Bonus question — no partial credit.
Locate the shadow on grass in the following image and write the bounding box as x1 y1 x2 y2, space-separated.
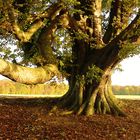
0 96 60 107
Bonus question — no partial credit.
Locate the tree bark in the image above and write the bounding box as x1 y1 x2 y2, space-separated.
0 58 60 84
1 0 139 117
58 67 125 116
3 0 63 42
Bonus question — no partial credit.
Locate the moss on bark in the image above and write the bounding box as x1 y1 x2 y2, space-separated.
54 69 125 116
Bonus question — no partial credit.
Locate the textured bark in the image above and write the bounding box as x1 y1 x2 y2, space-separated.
0 59 60 84
59 68 125 116
36 23 57 64
36 11 69 65
3 0 63 42
103 0 138 44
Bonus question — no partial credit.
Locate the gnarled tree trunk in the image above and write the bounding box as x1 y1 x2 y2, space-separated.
59 67 125 116
1 0 139 117
56 34 125 116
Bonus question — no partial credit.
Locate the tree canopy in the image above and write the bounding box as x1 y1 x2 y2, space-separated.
0 0 140 116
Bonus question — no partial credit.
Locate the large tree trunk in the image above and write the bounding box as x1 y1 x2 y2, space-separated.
59 67 125 116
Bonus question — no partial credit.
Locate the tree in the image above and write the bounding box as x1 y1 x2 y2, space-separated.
0 0 140 116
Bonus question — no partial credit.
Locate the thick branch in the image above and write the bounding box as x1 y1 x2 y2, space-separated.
5 1 63 42
91 0 103 45
115 11 140 45
0 58 60 84
36 25 57 64
26 2 63 22
12 19 44 42
103 0 121 44
79 0 103 46
99 11 140 68
103 0 135 44
36 12 68 64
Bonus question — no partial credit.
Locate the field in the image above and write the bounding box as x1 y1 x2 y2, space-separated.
0 97 140 140
116 95 140 100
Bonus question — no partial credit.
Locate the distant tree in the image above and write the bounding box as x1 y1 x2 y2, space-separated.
0 0 140 116
0 80 68 95
113 86 140 95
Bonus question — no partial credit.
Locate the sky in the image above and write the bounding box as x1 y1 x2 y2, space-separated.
0 55 140 86
111 55 140 86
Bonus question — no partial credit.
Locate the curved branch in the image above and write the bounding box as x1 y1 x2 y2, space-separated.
35 9 72 65
119 11 140 44
103 0 135 44
105 10 140 49
36 13 67 64
26 2 63 22
103 0 121 44
12 19 44 42
96 11 140 69
0 58 60 84
4 1 63 42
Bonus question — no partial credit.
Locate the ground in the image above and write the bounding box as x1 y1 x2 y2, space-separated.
0 97 140 140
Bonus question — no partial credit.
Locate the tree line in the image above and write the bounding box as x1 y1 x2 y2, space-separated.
0 80 68 95
0 80 139 95
112 85 140 95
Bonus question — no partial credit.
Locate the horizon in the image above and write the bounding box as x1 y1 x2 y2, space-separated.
0 55 140 86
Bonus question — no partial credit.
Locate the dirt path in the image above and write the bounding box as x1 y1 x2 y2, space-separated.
0 98 139 140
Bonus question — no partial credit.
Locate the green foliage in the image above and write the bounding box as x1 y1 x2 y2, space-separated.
119 42 140 59
0 36 23 62
62 0 81 14
74 30 89 41
114 64 123 72
102 0 112 10
86 65 103 84
52 28 73 74
75 65 104 85
62 0 80 6
0 0 140 81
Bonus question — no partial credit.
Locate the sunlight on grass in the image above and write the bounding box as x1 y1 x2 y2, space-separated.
0 94 63 98
0 80 68 96
116 95 140 100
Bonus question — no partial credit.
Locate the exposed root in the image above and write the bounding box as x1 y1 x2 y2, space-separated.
48 79 126 117
57 90 126 116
